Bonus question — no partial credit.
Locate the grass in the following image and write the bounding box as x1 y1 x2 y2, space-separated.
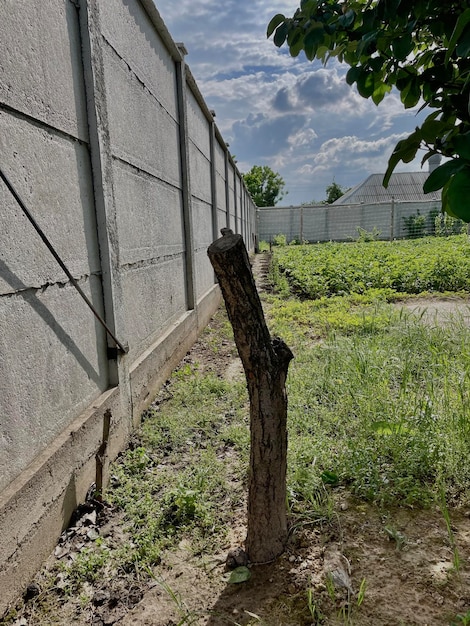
5 234 470 624
270 236 470 510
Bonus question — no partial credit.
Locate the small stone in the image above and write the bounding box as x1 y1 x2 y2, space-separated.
55 572 69 591
87 528 100 541
288 555 296 563
102 612 117 625
93 590 110 606
226 547 249 569
128 587 143 606
83 510 97 526
54 545 70 559
23 583 40 601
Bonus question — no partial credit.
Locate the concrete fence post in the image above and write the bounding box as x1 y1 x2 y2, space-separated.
175 47 196 311
209 121 219 244
224 150 231 230
78 0 128 393
233 166 238 234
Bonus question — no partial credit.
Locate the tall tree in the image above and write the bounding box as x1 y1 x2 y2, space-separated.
268 1 470 221
243 165 287 207
324 181 347 204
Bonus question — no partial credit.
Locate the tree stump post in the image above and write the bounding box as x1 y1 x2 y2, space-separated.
208 230 293 563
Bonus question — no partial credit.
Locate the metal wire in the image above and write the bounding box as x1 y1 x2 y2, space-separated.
0 167 128 354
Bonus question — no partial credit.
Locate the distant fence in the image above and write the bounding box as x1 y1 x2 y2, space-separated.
258 199 444 243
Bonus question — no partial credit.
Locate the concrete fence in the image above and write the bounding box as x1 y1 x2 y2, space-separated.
0 0 256 612
258 199 442 243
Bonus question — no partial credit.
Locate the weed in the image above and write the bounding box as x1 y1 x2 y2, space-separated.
356 577 367 607
384 526 407 551
306 586 325 622
355 226 381 242
452 611 470 626
272 233 287 246
438 485 461 572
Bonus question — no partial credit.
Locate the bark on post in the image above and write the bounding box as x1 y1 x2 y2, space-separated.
208 230 293 563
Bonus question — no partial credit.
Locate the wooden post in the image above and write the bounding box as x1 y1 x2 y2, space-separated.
208 230 293 563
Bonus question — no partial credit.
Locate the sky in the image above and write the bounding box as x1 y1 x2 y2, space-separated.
155 0 427 206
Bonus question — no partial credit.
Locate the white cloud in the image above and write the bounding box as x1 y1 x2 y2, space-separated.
155 0 429 204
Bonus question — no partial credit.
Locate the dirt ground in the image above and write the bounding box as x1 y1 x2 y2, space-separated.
7 254 470 626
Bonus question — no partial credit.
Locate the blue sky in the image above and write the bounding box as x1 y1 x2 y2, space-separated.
155 0 427 205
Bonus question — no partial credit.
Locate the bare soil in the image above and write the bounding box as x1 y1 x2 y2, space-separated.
6 253 470 626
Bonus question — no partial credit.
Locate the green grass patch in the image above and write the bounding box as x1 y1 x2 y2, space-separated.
285 313 470 508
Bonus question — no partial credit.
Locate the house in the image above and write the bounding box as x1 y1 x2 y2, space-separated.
333 155 442 205
333 172 441 205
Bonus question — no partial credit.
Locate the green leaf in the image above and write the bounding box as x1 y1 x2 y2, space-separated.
228 566 251 584
401 77 421 108
346 66 362 86
441 180 459 219
300 0 319 11
267 14 286 38
357 30 378 57
423 159 466 193
372 81 391 105
419 119 451 144
321 470 339 485
456 26 470 57
384 134 421 187
273 22 289 47
304 24 325 60
356 69 375 98
392 34 413 61
289 34 305 57
445 8 470 64
453 133 470 160
338 9 355 28
445 169 470 222
371 421 411 435
383 0 401 20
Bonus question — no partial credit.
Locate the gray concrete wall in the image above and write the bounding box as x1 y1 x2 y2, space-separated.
258 199 442 243
0 0 256 614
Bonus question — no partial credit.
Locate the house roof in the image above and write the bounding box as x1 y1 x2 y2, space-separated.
333 172 441 205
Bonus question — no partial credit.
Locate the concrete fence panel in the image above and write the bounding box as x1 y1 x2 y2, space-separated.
0 0 256 613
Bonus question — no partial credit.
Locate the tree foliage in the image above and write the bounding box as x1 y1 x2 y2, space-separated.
324 180 347 203
243 165 287 207
267 0 470 221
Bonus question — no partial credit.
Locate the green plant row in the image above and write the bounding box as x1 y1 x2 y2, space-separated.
272 234 470 299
